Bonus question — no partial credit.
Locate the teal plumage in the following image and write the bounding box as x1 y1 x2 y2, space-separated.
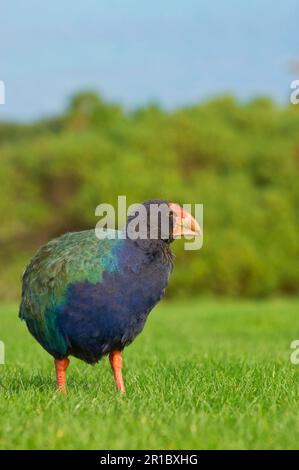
19 229 123 358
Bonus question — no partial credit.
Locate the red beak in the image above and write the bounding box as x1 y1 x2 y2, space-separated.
168 203 202 238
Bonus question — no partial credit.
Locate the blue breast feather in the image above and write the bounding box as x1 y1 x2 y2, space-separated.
59 241 172 363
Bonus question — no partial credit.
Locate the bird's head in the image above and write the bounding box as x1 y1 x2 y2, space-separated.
126 199 201 244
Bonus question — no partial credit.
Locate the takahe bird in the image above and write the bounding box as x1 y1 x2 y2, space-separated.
19 200 201 394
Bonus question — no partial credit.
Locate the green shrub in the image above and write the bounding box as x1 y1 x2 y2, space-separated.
0 92 298 299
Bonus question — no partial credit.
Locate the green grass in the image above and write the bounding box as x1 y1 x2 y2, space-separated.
1 299 299 449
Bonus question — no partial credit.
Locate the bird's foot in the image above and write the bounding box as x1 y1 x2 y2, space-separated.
54 358 70 394
109 351 126 394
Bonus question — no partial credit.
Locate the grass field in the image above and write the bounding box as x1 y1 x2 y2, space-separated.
1 299 299 449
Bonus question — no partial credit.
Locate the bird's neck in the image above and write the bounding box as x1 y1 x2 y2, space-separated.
133 238 175 265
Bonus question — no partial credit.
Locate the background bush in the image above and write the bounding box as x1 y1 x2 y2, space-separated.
0 92 298 299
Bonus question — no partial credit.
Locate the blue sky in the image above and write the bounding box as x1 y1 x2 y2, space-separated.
0 0 298 121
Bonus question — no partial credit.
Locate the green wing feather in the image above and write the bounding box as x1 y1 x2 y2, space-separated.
19 229 122 357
